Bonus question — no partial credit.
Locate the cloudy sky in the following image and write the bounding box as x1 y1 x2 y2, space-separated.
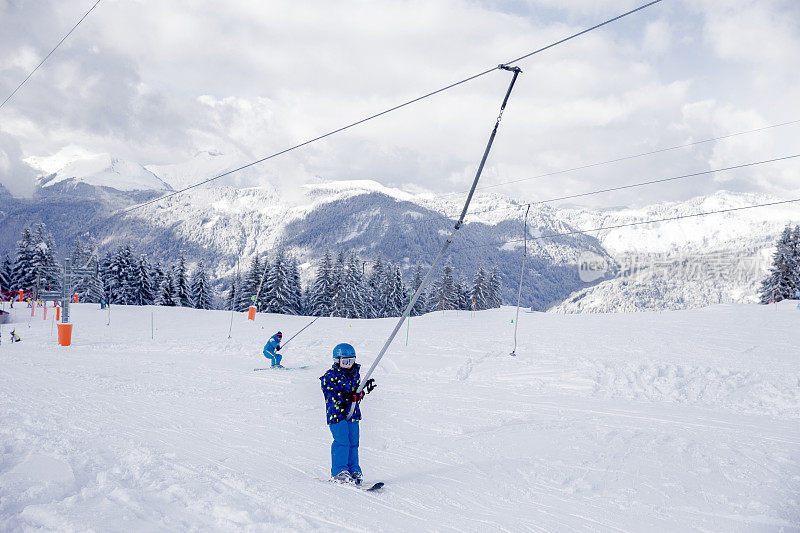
1 0 798 207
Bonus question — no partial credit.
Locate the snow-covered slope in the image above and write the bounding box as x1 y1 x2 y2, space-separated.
28 151 171 192
1 302 799 530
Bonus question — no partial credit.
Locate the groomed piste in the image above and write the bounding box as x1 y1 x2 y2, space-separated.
1 301 799 531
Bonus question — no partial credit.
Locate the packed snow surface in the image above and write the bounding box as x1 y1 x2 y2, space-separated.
1 302 799 531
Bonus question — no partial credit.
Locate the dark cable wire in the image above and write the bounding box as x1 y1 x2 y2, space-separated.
368 153 800 232
450 154 800 220
437 118 800 199
0 0 102 110
112 0 663 217
503 0 662 66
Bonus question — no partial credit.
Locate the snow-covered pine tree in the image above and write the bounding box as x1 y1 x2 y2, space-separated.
241 255 262 311
124 246 141 304
0 253 12 292
331 250 346 317
190 261 214 310
226 271 240 311
86 268 105 303
288 257 303 315
759 225 799 303
4 253 15 290
151 261 165 296
471 265 488 310
158 267 178 306
255 257 271 311
309 250 334 316
69 236 99 299
70 234 97 269
13 226 37 291
106 247 126 304
367 253 385 318
114 245 139 305
301 286 311 316
791 226 800 294
175 256 192 307
456 274 470 310
99 251 114 302
341 253 367 319
30 223 60 292
130 254 156 306
487 266 502 308
435 258 457 310
265 248 295 314
384 264 407 317
409 263 427 316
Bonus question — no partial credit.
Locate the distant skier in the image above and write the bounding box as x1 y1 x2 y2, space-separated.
10 330 20 343
320 343 376 484
262 331 283 368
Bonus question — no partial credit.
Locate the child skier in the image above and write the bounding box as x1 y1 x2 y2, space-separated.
10 330 20 343
320 343 376 484
262 331 283 368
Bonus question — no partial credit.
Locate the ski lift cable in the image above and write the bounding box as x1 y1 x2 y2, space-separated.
449 153 800 219
432 118 800 200
109 0 663 219
0 0 103 111
371 153 800 232
447 196 800 254
84 118 800 237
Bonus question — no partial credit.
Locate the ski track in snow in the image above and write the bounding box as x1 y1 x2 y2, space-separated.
1 302 799 531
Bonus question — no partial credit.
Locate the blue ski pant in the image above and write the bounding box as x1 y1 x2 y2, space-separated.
329 420 360 477
265 352 282 367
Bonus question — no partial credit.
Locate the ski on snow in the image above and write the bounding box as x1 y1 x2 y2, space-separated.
314 478 384 492
253 366 310 371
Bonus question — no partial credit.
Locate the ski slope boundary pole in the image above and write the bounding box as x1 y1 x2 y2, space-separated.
280 316 321 349
228 257 240 339
347 65 522 420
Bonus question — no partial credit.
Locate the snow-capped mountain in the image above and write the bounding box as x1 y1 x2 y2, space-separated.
26 150 171 192
109 179 607 310
549 191 800 312
5 149 799 312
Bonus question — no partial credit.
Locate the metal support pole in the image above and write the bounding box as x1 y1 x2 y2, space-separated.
347 65 522 420
62 259 70 324
228 257 240 339
510 204 529 356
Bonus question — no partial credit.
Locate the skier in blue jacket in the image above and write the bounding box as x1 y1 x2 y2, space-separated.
320 343 376 484
263 331 283 368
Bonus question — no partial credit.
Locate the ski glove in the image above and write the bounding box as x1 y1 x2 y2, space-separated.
275 346 281 352
363 379 376 394
350 391 366 403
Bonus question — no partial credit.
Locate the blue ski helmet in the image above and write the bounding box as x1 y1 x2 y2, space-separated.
332 343 356 360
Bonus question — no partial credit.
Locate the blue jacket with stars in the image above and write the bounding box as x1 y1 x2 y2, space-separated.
320 363 362 424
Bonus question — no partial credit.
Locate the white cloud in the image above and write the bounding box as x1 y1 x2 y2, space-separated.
642 19 671 55
0 0 798 207
0 133 37 197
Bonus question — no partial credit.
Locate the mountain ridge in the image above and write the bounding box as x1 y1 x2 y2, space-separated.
4 150 799 312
